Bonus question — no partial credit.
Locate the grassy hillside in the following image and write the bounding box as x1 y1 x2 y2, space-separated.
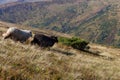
0 0 120 47
0 21 120 80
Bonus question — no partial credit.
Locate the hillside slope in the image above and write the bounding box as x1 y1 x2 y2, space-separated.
0 0 52 4
0 21 120 80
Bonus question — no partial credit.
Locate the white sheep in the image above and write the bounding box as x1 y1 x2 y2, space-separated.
2 27 32 43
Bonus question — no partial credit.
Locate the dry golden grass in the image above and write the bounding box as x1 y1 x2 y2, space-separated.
0 22 120 80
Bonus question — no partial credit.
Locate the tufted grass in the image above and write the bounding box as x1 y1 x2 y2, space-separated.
0 24 120 80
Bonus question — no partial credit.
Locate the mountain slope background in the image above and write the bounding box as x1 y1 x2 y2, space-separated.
0 0 52 4
0 0 120 47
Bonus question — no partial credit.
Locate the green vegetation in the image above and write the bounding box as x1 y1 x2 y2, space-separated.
58 37 89 50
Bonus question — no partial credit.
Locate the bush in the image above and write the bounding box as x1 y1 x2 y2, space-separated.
58 37 89 50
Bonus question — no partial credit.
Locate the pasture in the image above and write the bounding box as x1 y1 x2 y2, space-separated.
0 22 120 80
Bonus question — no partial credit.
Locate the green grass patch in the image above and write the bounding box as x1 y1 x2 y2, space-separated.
58 37 89 50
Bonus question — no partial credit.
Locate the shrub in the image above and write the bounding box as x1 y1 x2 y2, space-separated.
58 37 89 50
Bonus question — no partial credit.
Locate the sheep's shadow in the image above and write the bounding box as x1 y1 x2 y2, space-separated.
50 48 75 56
82 49 101 56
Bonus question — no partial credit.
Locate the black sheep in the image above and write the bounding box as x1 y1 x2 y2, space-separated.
31 34 58 47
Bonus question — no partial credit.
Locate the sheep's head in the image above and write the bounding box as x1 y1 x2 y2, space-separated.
2 33 8 39
51 36 58 43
